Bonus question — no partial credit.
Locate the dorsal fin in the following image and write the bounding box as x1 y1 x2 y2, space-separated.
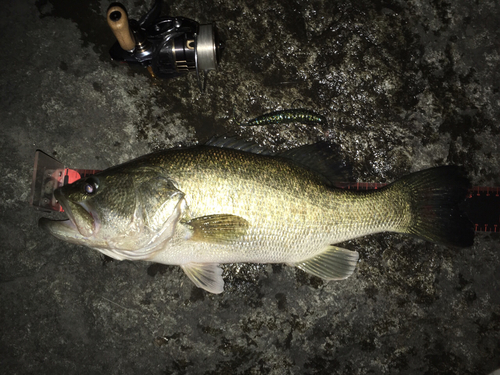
205 136 273 155
278 142 351 187
206 137 351 187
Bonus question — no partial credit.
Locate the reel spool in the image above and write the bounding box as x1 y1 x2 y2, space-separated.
107 0 224 91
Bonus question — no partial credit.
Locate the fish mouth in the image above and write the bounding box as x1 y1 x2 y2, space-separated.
40 190 100 239
39 216 85 243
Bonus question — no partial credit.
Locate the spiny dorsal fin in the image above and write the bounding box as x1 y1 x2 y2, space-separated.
293 245 359 280
181 263 224 294
184 214 249 243
207 137 351 187
206 136 273 155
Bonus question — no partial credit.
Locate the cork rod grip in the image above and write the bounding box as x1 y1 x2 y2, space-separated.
107 6 135 52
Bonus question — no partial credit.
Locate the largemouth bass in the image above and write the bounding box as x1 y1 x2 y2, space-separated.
39 140 474 293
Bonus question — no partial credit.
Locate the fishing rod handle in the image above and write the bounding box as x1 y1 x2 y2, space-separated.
107 5 135 52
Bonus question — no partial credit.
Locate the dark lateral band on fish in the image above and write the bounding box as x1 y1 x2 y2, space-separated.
240 109 328 126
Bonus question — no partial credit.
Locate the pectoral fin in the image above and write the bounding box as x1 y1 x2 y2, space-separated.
184 214 249 243
293 246 359 280
181 263 224 294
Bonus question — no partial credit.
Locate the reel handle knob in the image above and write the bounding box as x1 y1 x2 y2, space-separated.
107 5 135 52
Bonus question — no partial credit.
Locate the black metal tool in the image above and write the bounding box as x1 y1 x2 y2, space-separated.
107 0 224 90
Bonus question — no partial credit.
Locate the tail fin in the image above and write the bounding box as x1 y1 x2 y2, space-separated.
390 166 474 247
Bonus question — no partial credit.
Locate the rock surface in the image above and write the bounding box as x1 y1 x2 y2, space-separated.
1 0 499 374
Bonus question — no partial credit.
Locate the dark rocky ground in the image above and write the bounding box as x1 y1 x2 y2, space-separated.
1 0 499 374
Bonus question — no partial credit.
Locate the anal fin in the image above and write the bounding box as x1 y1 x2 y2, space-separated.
181 263 224 294
293 246 359 280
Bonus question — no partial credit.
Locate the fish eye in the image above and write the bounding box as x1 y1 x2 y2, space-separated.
83 177 99 195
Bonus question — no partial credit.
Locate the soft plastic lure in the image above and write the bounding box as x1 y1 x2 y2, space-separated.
240 109 327 126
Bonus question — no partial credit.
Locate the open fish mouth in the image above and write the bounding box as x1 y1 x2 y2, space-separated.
39 217 82 243
39 190 100 239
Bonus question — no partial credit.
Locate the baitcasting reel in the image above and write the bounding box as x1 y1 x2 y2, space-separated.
107 0 224 90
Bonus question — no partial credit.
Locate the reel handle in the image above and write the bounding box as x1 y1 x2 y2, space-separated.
107 5 135 52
